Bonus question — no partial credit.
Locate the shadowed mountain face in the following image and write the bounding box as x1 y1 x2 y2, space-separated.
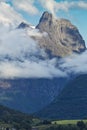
36 12 86 57
35 74 87 120
0 78 68 113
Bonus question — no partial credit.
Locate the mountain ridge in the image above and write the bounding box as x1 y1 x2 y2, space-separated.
35 74 87 119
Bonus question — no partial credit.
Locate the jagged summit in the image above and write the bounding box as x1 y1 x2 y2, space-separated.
36 11 86 57
39 11 53 24
36 11 75 32
17 11 86 57
36 11 54 32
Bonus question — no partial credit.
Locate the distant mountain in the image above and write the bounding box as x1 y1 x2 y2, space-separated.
35 74 87 119
36 11 86 57
17 22 30 29
17 22 35 29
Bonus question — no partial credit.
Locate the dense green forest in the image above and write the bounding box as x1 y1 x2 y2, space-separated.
1 104 87 130
0 105 33 130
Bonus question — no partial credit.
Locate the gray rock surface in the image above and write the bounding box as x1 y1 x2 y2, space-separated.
36 11 86 57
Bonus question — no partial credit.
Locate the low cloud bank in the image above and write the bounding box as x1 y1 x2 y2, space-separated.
0 24 87 79
60 51 87 75
0 26 67 79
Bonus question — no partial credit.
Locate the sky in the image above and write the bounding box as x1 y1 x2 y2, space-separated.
0 0 87 79
0 0 87 44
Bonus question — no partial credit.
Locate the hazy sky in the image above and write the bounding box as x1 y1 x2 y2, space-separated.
0 0 87 45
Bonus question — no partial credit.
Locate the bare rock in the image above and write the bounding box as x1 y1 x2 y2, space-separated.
36 11 86 57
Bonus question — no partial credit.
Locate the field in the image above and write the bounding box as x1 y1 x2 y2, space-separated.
1 119 87 130
34 119 87 130
52 119 87 125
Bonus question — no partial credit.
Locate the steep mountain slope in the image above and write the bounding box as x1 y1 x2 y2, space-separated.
36 11 86 57
0 78 68 113
36 74 87 119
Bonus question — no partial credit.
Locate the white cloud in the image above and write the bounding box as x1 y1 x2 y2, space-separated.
59 51 87 75
0 22 87 79
12 0 39 15
78 1 87 9
0 25 67 79
0 59 67 79
1 0 87 24
38 0 56 16
0 2 24 27
0 29 39 58
38 0 87 16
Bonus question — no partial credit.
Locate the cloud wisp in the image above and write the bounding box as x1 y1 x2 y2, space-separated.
0 0 39 15
38 0 87 17
1 0 87 22
0 1 24 27
1 0 87 18
12 0 39 15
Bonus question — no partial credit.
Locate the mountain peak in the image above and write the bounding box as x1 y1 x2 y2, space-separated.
36 12 86 57
39 11 53 23
36 11 53 32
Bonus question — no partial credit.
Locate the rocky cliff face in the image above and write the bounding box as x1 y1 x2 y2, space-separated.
36 11 86 57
